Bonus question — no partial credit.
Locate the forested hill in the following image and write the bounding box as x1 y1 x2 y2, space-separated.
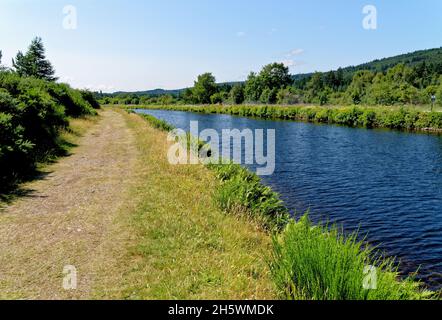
293 47 442 81
345 47 442 73
108 47 442 96
113 88 185 97
101 46 442 106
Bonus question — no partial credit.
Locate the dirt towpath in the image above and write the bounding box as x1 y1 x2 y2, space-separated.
0 110 138 299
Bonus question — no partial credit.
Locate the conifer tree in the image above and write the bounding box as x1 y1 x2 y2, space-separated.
13 37 57 81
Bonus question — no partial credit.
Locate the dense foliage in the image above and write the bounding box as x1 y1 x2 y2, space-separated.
133 104 442 131
100 48 442 108
0 39 98 191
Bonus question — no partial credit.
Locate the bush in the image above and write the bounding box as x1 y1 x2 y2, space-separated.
0 92 34 186
0 71 96 190
210 92 224 105
80 90 101 109
230 85 245 104
260 88 278 104
46 82 96 117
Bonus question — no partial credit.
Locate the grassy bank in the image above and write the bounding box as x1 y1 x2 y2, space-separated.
104 110 276 299
136 110 435 300
130 104 442 132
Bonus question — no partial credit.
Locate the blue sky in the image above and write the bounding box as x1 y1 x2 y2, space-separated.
0 0 441 92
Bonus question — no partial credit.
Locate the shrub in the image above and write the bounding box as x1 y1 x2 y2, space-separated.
230 85 245 104
0 71 96 190
80 90 101 109
210 92 224 105
361 109 377 128
46 82 96 117
16 87 68 157
0 100 34 186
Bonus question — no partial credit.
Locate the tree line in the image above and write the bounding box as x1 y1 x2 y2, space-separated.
0 37 99 191
100 50 442 107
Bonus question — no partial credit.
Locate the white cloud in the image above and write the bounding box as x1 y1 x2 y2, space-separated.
280 59 306 69
60 76 75 84
281 60 295 67
83 84 115 92
286 48 304 57
267 28 277 35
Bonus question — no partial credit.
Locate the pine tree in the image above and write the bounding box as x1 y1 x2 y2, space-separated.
12 37 57 81
0 50 6 71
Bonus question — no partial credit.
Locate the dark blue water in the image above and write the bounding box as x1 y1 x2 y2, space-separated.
135 109 442 290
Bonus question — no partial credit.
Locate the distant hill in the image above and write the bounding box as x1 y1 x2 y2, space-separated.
110 47 442 95
112 88 186 97
342 47 442 74
292 47 442 81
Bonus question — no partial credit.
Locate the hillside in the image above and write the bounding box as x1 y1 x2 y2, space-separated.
293 47 442 81
112 88 185 97
107 47 442 97
344 47 442 74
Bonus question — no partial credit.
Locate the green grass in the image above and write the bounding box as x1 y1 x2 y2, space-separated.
208 163 289 231
132 109 437 300
271 215 434 300
130 104 442 132
107 110 276 299
138 113 175 131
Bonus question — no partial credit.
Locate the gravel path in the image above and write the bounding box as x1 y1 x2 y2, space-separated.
0 110 138 299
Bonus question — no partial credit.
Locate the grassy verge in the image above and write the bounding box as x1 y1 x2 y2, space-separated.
106 110 276 299
130 104 442 132
137 110 436 300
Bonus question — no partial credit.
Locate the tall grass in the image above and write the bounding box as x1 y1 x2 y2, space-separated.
133 104 442 132
209 163 290 231
271 215 433 300
138 113 175 131
134 110 436 300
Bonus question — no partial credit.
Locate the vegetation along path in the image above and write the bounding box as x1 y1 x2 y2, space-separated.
0 109 274 299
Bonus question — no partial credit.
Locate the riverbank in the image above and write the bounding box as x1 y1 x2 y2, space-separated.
109 110 275 299
0 109 275 299
128 104 442 133
136 109 436 300
0 107 435 299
